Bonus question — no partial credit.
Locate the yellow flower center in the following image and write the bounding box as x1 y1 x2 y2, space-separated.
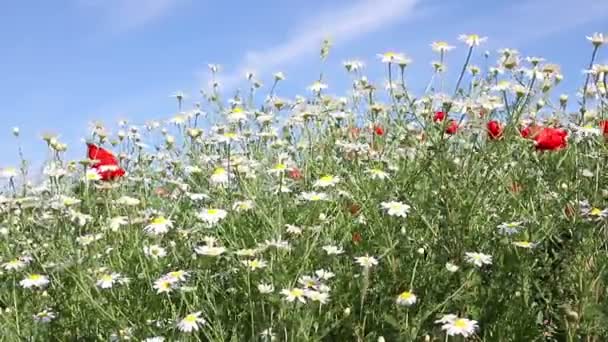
29 274 41 281
290 288 304 297
213 167 226 175
274 163 286 170
207 209 218 215
232 107 243 113
453 319 467 328
590 208 602 216
320 175 334 182
311 195 321 201
184 314 197 323
223 132 237 139
152 217 167 225
399 291 412 300
101 274 113 282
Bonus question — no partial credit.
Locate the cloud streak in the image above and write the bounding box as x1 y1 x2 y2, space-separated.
212 0 422 90
78 0 183 32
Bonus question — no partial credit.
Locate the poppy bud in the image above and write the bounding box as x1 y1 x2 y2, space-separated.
433 111 446 122
487 120 503 140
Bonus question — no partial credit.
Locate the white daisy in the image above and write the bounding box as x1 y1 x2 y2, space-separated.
197 208 228 226
354 255 379 268
322 245 344 255
280 288 307 303
144 217 173 235
194 245 226 257
177 312 205 333
20 274 50 289
144 245 167 259
257 283 275 294
464 252 492 267
96 272 123 289
396 290 417 307
437 315 478 337
300 191 329 202
381 201 411 218
313 175 340 188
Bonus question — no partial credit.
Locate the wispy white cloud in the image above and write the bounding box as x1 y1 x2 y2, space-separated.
210 0 423 91
77 0 184 32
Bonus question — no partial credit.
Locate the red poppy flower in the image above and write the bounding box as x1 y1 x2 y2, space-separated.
563 204 576 218
520 125 542 139
487 120 503 140
87 143 126 181
433 111 446 122
600 120 608 136
533 127 568 151
373 125 385 136
352 232 362 244
509 182 523 194
445 120 458 134
288 167 302 181
347 203 362 216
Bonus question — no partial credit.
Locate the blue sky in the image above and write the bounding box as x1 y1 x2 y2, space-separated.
1 0 607 168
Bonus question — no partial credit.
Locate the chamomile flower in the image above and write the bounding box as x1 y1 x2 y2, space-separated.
76 233 103 246
458 33 487 47
115 196 140 206
586 32 606 46
445 262 460 273
153 278 175 294
177 312 205 333
85 169 102 181
258 283 275 294
354 255 379 268
268 162 288 175
431 41 456 53
313 175 340 188
96 272 123 289
378 52 408 64
33 309 57 323
300 191 329 202
464 252 492 267
437 315 478 338
143 337 165 342
241 258 267 271
144 217 173 235
197 208 228 225
366 168 389 180
305 290 330 304
381 201 411 218
396 290 417 306
194 245 226 256
20 274 50 289
108 216 128 231
2 258 28 271
322 245 344 255
144 245 167 259
0 167 18 179
315 269 335 280
497 221 522 235
232 200 254 212
308 81 328 93
512 241 538 249
163 270 189 283
285 224 303 235
210 167 230 185
280 288 307 303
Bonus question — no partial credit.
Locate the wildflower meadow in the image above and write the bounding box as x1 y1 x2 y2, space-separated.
1 33 608 341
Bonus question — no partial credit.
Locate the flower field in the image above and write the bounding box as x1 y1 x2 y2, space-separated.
1 33 608 341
